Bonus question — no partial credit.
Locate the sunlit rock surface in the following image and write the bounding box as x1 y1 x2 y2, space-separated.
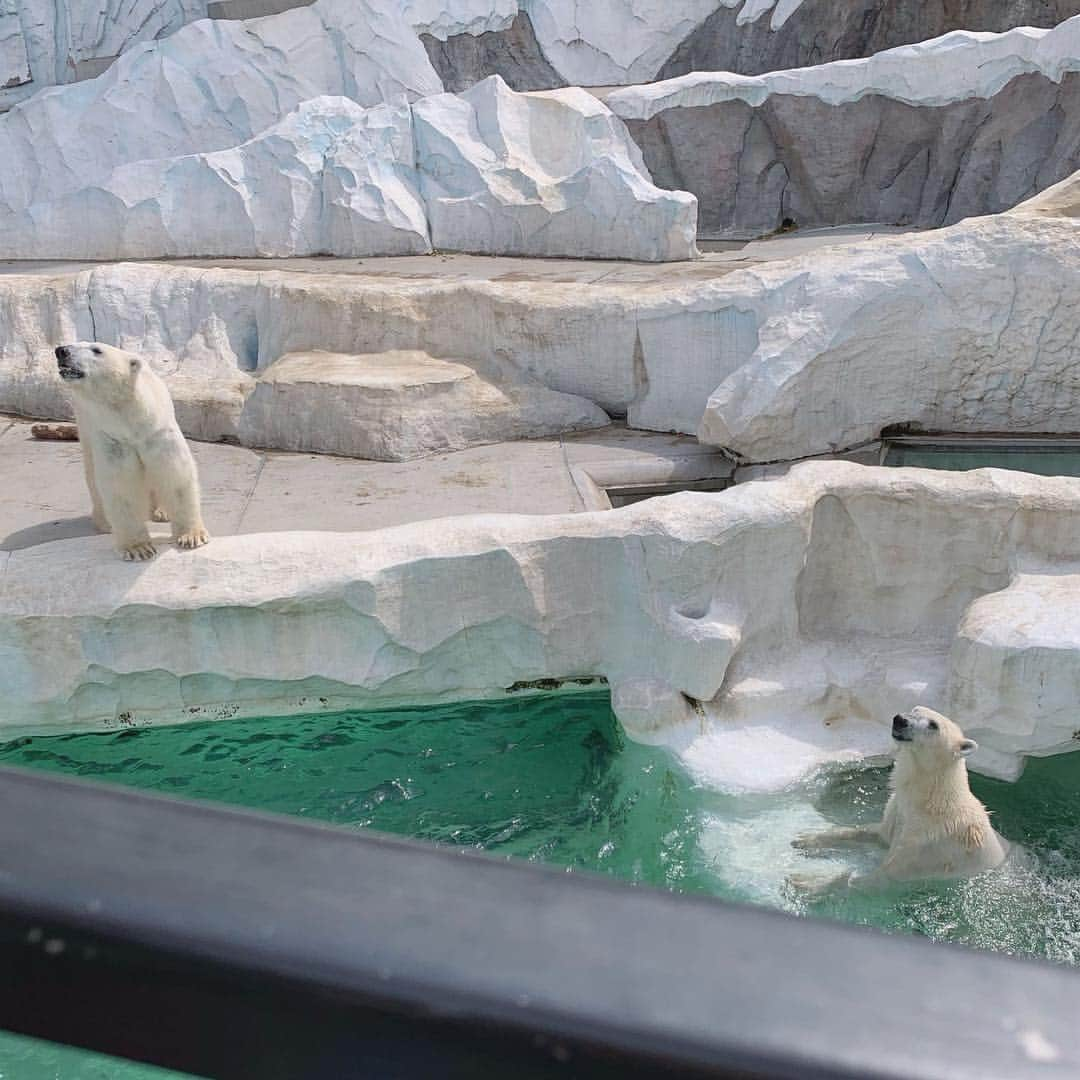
3 212 1078 450
413 76 697 260
237 348 609 458
658 0 1080 79
3 463 1079 789
2 68 695 261
697 213 1080 460
4 98 431 259
0 0 520 112
1011 167 1080 217
520 0 723 86
7 0 1079 115
0 1 32 93
0 0 210 111
611 16 1080 236
0 0 442 216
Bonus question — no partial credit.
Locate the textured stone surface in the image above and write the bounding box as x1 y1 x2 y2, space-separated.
613 18 1080 236
659 0 1080 79
3 66 697 261
0 0 525 112
0 0 442 216
237 348 608 458
413 76 698 260
697 214 1080 461
421 11 564 92
0 0 210 111
4 213 1077 450
3 462 1080 790
616 18 1080 113
521 0 723 86
950 573 1080 778
4 98 431 259
0 1 31 91
403 0 518 39
0 255 737 439
1011 166 1080 216
9 0 1080 118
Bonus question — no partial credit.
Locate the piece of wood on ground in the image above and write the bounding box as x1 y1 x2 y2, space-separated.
31 424 79 441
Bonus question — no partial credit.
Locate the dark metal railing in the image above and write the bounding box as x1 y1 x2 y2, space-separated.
1 764 1077 1079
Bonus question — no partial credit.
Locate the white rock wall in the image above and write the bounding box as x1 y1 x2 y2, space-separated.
3 462 1079 790
403 0 518 39
5 97 432 259
0 0 31 91
696 213 1080 461
520 0 721 86
0 0 442 215
236 347 609 458
0 0 523 111
608 14 1080 118
0 0 211 111
413 76 698 260
3 73 697 260
3 212 1078 450
0 257 725 438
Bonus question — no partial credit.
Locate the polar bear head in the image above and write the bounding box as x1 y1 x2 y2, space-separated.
55 342 142 396
892 706 977 761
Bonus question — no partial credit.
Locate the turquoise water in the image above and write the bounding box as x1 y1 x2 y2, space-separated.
0 1036 192 1080
3 692 1080 1076
0 692 705 890
884 443 1080 477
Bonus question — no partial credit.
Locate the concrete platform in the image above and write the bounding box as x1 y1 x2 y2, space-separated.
0 419 731 552
0 226 914 285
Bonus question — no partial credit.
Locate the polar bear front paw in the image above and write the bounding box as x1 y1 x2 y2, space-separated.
121 540 157 561
792 832 825 852
175 527 210 550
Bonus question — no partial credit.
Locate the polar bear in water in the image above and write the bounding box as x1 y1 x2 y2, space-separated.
55 343 210 560
791 707 1010 893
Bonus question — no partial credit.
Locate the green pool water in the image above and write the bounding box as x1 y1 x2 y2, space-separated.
0 1036 191 1080
884 443 1080 477
3 691 1080 1077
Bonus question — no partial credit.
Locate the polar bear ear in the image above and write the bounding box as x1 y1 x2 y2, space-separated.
956 738 977 757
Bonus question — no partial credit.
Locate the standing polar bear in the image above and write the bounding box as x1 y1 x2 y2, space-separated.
55 343 210 561
792 707 1010 893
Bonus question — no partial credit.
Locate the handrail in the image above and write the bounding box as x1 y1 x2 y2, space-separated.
0 764 1077 1079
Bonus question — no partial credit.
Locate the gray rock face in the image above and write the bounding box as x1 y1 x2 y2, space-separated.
421 12 564 92
659 0 1080 79
627 71 1080 238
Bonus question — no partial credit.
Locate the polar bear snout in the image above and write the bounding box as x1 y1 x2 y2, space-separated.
55 345 86 380
892 713 914 741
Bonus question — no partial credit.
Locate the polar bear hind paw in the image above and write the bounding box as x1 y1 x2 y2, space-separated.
121 540 157 561
151 507 170 522
176 527 210 550
786 870 850 898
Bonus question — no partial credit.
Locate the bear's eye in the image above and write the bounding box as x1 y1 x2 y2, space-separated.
927 720 938 731
91 346 102 355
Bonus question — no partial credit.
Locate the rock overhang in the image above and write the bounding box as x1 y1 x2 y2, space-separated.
4 461 1080 791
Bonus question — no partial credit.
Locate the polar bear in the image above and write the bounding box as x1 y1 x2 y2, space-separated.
55 343 210 560
791 707 1010 893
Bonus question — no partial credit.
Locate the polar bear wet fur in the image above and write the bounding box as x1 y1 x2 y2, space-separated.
792 707 1009 893
55 342 210 560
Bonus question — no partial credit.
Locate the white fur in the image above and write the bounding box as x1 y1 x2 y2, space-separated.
791 706 1010 893
56 342 209 561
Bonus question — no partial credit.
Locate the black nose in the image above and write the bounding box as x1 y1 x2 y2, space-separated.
892 714 909 730
55 346 69 361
